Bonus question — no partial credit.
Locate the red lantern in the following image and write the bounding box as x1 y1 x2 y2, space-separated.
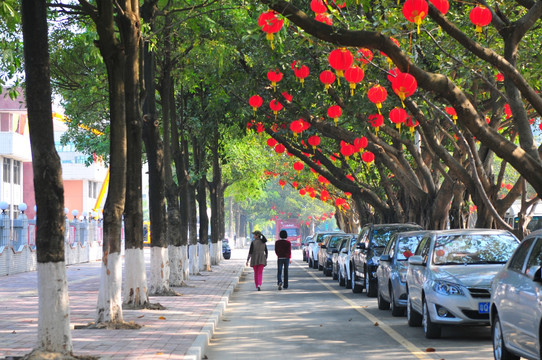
389 107 408 131
292 181 298 189
362 151 375 164
340 141 355 160
469 6 492 33
328 48 354 78
311 0 327 13
290 119 305 137
278 179 286 189
320 70 336 92
255 122 265 133
445 106 458 123
249 95 263 114
299 188 306 196
368 113 384 133
429 0 449 14
308 135 321 150
391 73 417 107
266 138 277 148
335 198 346 210
496 73 504 82
258 11 283 50
327 105 342 125
402 0 428 34
293 161 304 172
274 143 285 154
354 136 368 152
405 115 419 133
318 175 330 186
356 48 373 67
269 99 283 119
281 91 293 102
320 189 330 202
344 66 365 96
267 69 283 92
380 37 400 67
315 13 332 25
368 85 387 114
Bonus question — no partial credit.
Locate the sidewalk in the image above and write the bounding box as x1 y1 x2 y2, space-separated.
0 247 248 360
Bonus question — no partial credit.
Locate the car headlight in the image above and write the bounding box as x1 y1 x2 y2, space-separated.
399 269 407 283
431 280 465 296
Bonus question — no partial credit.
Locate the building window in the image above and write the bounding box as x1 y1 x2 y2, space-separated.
13 160 20 185
3 158 11 183
0 113 12 132
89 181 98 199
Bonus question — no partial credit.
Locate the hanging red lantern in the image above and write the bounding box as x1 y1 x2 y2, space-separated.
368 85 388 114
258 11 283 50
318 175 330 186
402 0 428 34
362 151 375 164
387 67 402 83
356 48 373 67
504 104 512 118
445 106 458 123
281 91 293 103
344 66 365 96
405 115 419 133
290 119 305 137
335 198 346 210
292 181 298 189
328 48 354 78
340 141 355 160
368 113 384 133
391 72 417 107
255 122 265 133
274 143 285 154
354 136 368 152
267 69 283 92
311 0 327 13
469 6 492 33
266 137 277 148
327 105 342 125
320 70 336 92
308 135 321 150
389 107 408 131
278 179 287 189
429 0 449 14
315 13 332 25
294 65 310 87
246 119 255 130
269 99 283 119
380 37 400 68
293 161 304 172
300 119 311 131
299 188 307 196
320 189 330 202
249 95 263 114
496 73 504 82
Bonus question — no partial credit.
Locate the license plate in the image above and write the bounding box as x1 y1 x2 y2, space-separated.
478 302 490 314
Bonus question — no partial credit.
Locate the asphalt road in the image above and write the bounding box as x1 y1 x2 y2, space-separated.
204 248 494 360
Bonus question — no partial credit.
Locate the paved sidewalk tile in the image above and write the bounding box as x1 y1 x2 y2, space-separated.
0 247 247 360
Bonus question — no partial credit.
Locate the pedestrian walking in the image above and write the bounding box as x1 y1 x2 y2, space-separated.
275 230 291 290
246 230 268 291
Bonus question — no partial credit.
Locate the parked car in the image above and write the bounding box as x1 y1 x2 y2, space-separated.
337 234 358 288
301 235 313 262
406 229 520 339
490 229 542 360
351 223 423 296
319 234 348 276
332 234 356 282
309 231 344 269
376 230 427 316
222 242 231 259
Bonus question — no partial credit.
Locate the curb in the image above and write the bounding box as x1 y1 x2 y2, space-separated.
184 265 246 360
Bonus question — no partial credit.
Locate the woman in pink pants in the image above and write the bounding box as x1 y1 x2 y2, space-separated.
246 230 268 291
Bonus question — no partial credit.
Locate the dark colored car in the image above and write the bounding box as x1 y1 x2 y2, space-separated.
319 234 348 276
351 223 423 297
222 242 231 259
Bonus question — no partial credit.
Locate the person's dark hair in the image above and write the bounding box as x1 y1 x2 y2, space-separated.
279 230 288 239
260 234 268 243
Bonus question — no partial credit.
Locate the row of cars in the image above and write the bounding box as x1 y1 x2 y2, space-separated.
301 225 542 360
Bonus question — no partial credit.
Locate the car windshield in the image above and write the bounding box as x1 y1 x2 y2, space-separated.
372 226 420 247
432 233 519 265
327 236 344 248
396 235 424 261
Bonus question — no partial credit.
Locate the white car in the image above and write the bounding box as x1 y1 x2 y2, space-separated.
337 234 357 288
308 231 344 269
490 229 542 360
406 229 519 339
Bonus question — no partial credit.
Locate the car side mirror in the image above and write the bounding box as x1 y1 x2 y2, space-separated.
408 255 424 266
356 243 366 250
321 244 327 249
380 254 391 262
341 248 348 254
527 266 542 282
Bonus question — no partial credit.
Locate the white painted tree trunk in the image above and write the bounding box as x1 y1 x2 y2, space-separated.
198 243 211 272
149 246 170 294
37 261 72 353
168 245 184 286
210 240 222 265
189 245 199 275
96 252 123 323
180 245 189 280
123 248 149 306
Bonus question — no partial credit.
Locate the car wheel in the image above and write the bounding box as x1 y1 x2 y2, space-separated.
407 297 422 327
338 270 345 286
332 266 338 280
308 258 312 268
365 270 378 297
390 289 404 317
303 252 307 262
318 261 323 271
377 289 390 310
423 299 441 339
492 313 520 360
351 268 362 293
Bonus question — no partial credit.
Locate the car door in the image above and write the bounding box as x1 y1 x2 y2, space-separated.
378 234 397 299
353 227 369 278
408 235 431 313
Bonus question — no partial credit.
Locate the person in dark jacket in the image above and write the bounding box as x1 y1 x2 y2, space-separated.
275 230 291 290
246 230 268 291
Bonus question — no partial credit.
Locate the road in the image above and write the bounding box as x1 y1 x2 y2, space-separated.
204 248 494 360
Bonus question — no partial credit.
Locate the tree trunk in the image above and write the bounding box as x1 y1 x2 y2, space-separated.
120 0 149 309
194 137 211 272
21 1 72 355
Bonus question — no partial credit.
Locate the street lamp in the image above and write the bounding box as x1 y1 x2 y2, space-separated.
0 201 8 214
19 203 27 215
72 209 78 220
